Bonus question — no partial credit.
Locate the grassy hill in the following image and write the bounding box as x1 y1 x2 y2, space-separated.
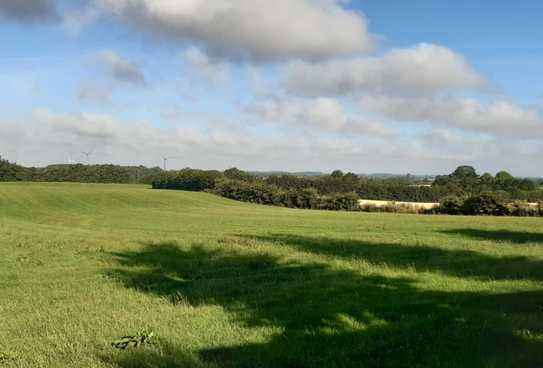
1 183 542 367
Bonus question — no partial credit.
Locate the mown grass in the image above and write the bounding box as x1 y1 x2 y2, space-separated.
1 182 542 367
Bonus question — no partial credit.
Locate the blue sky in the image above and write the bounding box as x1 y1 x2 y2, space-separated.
0 0 542 175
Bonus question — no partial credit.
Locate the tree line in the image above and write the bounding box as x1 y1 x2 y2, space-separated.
0 157 161 184
2 157 542 215
151 168 360 211
150 166 543 215
254 166 543 203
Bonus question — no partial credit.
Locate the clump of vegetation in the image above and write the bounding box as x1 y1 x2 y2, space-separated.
0 351 17 362
439 196 466 215
461 192 511 216
212 178 359 211
112 330 155 350
151 169 222 191
437 193 543 217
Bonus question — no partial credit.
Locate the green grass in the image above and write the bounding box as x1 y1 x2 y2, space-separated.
1 182 543 367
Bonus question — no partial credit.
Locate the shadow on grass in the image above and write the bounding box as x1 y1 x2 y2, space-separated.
101 343 207 368
442 229 543 245
237 234 543 281
105 240 543 368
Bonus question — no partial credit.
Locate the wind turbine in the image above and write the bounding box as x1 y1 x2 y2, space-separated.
81 150 94 165
67 153 77 164
162 156 179 170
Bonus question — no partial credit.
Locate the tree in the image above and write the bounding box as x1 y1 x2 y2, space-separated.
461 191 510 216
439 196 465 215
495 171 514 181
224 168 253 181
452 165 478 179
331 170 344 178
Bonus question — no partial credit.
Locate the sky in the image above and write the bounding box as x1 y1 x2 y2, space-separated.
0 0 542 175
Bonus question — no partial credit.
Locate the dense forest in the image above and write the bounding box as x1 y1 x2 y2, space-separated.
0 157 161 184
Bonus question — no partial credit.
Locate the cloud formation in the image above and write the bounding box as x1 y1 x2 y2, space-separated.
184 47 230 83
360 95 543 139
95 0 371 61
284 43 484 97
96 50 146 86
282 42 543 140
246 96 394 137
0 0 58 22
2 108 541 175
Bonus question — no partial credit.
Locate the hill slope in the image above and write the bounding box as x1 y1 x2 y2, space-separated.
1 183 542 367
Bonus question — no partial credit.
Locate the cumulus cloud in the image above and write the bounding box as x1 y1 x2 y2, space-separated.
246 96 395 137
281 41 543 140
0 0 58 22
33 108 121 139
284 43 484 97
96 49 146 86
95 0 372 61
184 47 229 83
63 3 100 35
360 95 543 138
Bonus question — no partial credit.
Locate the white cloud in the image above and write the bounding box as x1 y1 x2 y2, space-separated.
361 95 543 138
284 43 484 97
33 108 121 139
96 49 146 86
245 96 395 137
184 47 229 83
281 41 543 140
95 0 372 61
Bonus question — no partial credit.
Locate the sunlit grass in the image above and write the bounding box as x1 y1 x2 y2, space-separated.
1 182 542 367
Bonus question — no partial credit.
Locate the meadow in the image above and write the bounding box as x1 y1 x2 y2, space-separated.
1 182 542 367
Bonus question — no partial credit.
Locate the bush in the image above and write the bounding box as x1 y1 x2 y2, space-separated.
461 191 510 216
279 188 320 209
317 192 360 211
213 179 281 205
152 169 222 191
439 196 465 215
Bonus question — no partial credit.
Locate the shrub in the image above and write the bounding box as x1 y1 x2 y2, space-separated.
317 192 360 211
279 188 320 209
152 169 222 191
461 191 510 216
213 179 281 205
439 196 465 215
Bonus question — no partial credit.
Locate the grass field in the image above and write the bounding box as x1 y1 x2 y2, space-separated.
1 182 543 367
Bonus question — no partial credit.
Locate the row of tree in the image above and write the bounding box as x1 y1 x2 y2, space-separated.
151 166 543 215
3 157 542 214
262 167 543 202
0 157 161 184
433 166 540 198
151 169 360 211
440 192 542 217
